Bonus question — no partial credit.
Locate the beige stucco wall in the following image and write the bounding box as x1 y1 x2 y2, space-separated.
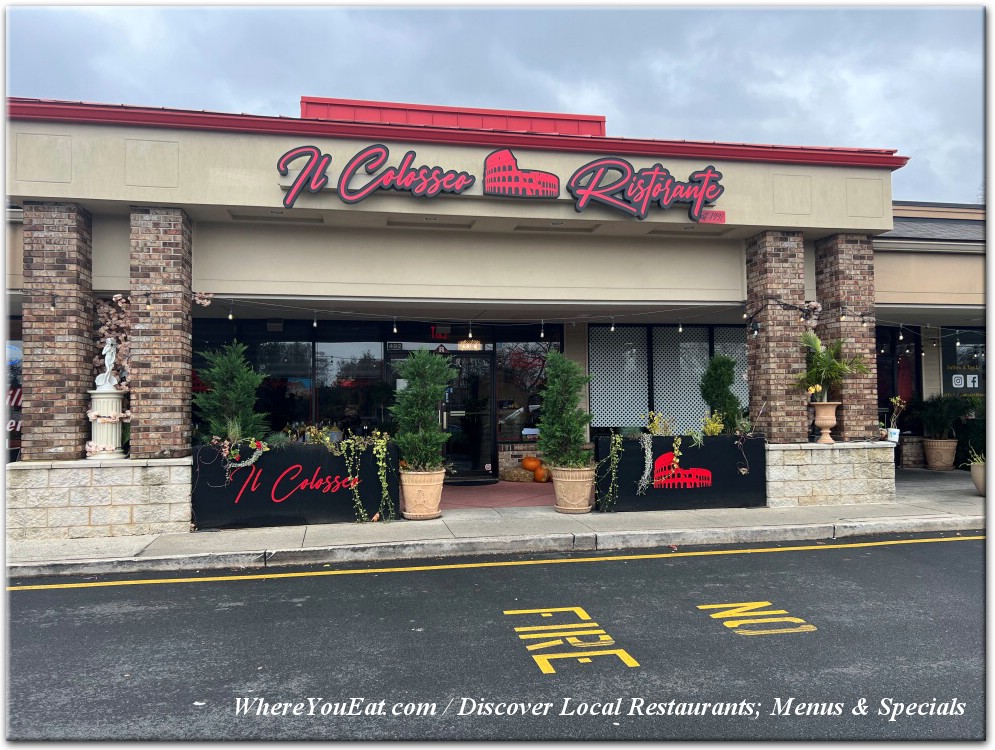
8 121 896 234
190 221 746 303
874 251 985 306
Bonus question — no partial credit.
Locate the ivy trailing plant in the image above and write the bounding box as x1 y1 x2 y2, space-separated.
595 430 623 512
306 426 396 523
536 350 593 468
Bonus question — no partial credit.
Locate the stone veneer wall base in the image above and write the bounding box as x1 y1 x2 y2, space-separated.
766 442 896 507
6 459 192 540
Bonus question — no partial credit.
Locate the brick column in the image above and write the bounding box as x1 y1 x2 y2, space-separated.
20 202 94 461
745 231 809 443
129 207 193 458
814 233 878 440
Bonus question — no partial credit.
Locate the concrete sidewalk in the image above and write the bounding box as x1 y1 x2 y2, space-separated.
6 469 985 579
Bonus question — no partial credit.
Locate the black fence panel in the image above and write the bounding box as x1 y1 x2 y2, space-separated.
595 435 766 511
192 443 399 529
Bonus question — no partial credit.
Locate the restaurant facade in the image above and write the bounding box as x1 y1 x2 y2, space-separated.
5 96 985 539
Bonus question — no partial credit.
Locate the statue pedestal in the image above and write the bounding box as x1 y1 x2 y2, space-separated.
87 389 127 460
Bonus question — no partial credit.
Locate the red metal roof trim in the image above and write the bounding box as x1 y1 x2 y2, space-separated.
300 96 607 137
7 98 910 170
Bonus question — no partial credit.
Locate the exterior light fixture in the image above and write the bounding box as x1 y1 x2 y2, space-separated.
742 311 748 320
750 322 760 338
49 296 56 311
458 338 483 351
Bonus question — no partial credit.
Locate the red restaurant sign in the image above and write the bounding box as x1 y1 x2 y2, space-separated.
278 145 724 221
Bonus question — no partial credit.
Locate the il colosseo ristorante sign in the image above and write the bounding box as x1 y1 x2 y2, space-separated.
277 144 725 222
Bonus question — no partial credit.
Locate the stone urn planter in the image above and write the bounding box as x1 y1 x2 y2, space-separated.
970 463 985 496
550 466 595 514
399 469 446 520
922 439 958 471
811 402 841 445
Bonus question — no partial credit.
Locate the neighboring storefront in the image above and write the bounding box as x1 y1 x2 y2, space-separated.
4 95 985 539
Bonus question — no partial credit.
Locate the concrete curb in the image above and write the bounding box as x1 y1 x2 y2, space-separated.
6 517 985 580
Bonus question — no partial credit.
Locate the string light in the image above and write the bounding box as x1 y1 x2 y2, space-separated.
468 319 473 339
228 300 234 321
540 319 545 339
392 317 398 334
898 329 904 341
678 322 683 334
956 334 961 347
610 317 615 332
313 311 317 328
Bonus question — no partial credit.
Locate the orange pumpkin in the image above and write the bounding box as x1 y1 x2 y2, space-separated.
521 456 541 472
533 466 551 483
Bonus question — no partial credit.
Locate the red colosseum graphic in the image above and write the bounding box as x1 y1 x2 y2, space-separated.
653 452 712 489
483 149 560 198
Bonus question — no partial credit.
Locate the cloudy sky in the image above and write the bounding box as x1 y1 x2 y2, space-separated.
6 5 985 204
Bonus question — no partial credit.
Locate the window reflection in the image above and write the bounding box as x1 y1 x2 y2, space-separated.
255 341 313 431
315 343 386 435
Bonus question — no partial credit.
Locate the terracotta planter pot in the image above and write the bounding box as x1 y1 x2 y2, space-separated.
970 463 985 496
550 467 595 514
922 438 958 471
399 469 445 520
811 401 841 444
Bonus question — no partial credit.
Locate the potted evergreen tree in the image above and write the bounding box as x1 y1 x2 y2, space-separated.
921 394 970 471
536 350 595 513
389 349 458 520
797 331 869 444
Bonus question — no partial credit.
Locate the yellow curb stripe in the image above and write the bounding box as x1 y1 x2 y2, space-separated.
6 534 984 592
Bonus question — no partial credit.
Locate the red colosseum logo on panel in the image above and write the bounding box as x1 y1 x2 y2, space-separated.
483 149 560 199
653 452 712 489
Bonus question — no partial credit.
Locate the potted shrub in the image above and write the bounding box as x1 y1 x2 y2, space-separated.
389 349 458 520
536 350 595 513
921 394 970 471
699 354 741 432
797 331 870 444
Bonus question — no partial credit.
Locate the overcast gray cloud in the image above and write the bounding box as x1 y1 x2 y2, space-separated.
6 6 985 203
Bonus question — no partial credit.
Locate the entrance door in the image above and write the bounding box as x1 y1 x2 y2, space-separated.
385 348 495 481
444 353 493 480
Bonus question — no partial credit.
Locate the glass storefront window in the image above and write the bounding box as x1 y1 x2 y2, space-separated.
943 328 985 395
254 341 313 431
496 341 559 442
315 342 386 434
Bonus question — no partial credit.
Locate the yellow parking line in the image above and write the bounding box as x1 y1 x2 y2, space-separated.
7 534 984 592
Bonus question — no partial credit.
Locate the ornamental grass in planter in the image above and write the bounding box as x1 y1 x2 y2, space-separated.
536 350 595 514
389 349 458 520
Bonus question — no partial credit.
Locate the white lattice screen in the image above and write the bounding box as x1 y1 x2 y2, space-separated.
588 326 649 427
651 326 710 434
589 325 751 431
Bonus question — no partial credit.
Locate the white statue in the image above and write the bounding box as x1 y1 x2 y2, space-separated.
95 337 118 390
